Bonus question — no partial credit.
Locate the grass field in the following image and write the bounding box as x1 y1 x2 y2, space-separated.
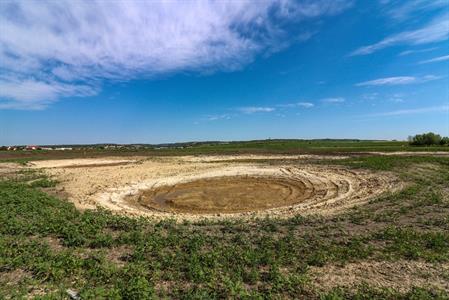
1 139 448 164
1 145 449 299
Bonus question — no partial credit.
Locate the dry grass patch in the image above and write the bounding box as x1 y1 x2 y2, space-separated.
309 260 449 293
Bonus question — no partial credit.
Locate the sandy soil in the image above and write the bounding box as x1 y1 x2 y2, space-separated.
0 162 25 180
28 158 138 168
181 154 350 162
0 162 23 173
32 155 403 220
368 151 449 156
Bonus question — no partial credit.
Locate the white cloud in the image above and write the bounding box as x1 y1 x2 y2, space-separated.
381 0 447 22
205 114 232 121
230 101 313 118
357 76 415 86
0 76 98 109
297 102 315 108
361 92 405 103
356 75 441 86
277 102 314 108
398 47 438 56
0 0 352 109
350 13 449 56
321 97 345 103
366 105 449 117
419 55 449 64
238 107 276 114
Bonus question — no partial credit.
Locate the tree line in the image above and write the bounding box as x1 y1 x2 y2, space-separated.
408 132 449 146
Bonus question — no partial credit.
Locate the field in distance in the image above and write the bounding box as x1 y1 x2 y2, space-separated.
1 139 449 163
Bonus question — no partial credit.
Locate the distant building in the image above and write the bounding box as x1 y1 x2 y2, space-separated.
25 145 39 150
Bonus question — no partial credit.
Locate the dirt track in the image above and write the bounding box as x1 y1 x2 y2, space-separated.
26 155 403 220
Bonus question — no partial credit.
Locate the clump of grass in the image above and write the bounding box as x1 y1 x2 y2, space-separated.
29 178 58 188
375 226 449 262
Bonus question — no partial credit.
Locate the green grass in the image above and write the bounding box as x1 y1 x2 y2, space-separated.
1 139 448 163
1 155 448 299
321 285 449 300
29 178 58 188
326 155 449 171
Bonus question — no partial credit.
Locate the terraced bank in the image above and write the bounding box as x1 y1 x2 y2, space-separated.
118 165 401 219
31 156 402 220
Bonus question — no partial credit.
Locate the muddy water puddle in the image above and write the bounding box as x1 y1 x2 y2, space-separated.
135 176 311 214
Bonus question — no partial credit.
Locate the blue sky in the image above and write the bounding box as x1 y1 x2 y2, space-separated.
0 0 448 145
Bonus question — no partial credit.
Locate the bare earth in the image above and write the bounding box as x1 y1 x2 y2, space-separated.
309 260 449 293
28 155 403 221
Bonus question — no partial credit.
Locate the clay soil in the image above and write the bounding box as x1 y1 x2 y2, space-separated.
138 175 309 214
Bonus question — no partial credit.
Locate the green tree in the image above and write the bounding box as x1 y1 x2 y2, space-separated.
409 132 442 146
440 136 449 146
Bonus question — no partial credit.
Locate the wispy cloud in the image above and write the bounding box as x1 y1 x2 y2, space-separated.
350 13 449 56
361 92 405 103
0 0 352 109
0 77 98 110
297 102 315 108
381 0 447 22
398 47 438 56
205 114 233 121
356 75 441 86
321 97 345 103
365 105 449 117
277 102 314 108
419 55 449 64
205 100 315 121
361 93 379 101
238 107 276 114
389 93 405 103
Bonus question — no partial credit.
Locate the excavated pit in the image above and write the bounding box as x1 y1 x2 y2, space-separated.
137 176 310 214
117 165 402 219
31 156 404 220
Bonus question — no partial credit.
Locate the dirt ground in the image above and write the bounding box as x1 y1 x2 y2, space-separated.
26 155 403 220
139 175 309 214
309 260 449 293
0 162 25 180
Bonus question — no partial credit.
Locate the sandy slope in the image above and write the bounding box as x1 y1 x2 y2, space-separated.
34 155 403 220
